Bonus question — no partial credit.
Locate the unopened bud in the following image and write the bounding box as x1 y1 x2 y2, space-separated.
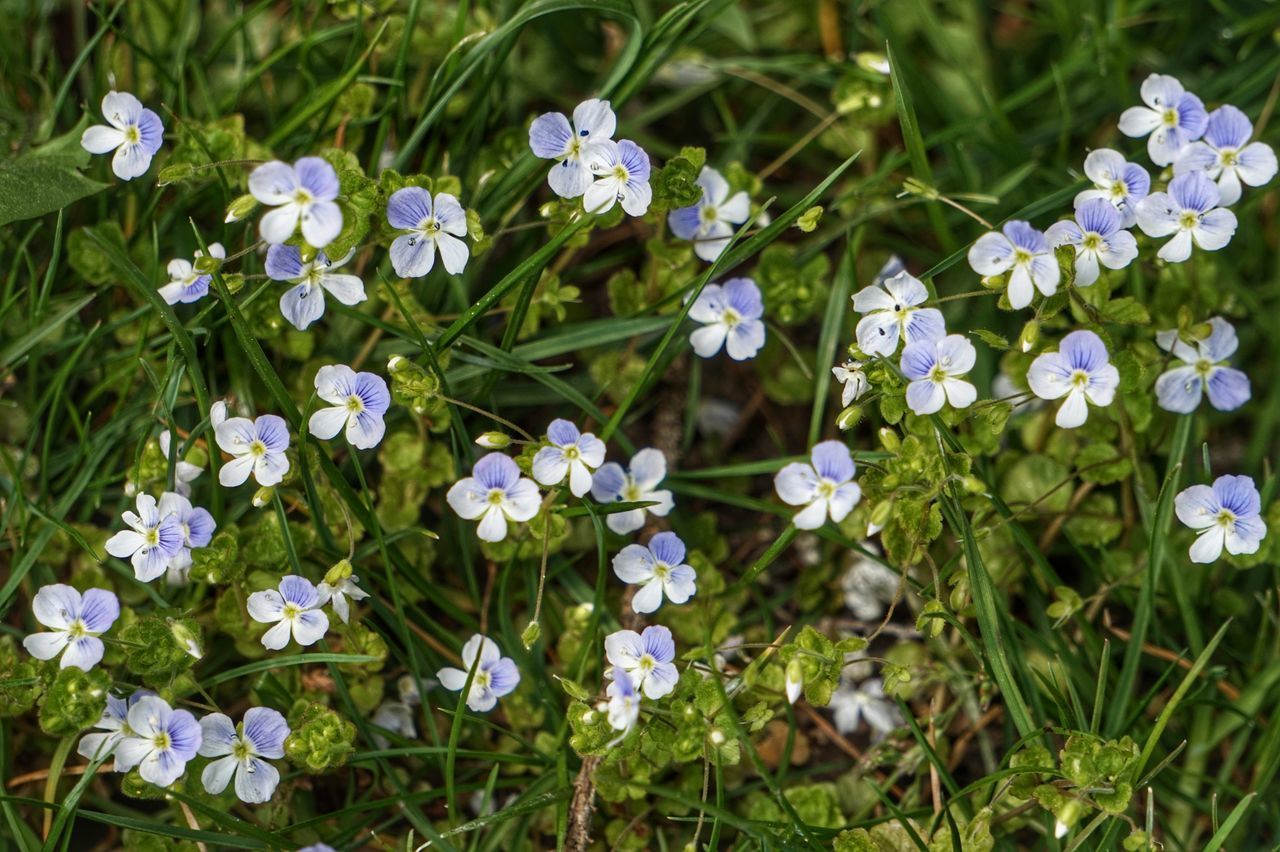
878 427 900 453
708 728 726 745
836 405 862 431
224 194 258 223
169 620 203 659
1019 320 1040 353
784 660 804 704
870 500 893 530
252 486 274 508
476 431 511 450
193 254 222 275
323 558 353 587
387 354 409 374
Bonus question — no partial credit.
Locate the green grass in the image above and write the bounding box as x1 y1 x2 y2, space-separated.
2 1 1280 850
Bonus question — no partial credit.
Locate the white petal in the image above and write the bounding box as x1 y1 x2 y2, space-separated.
308 406 349 441
631 579 665 614
81 125 124 154
258 204 301 244
201 755 238 795
1055 389 1090 429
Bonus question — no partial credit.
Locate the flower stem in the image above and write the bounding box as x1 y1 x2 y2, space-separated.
42 736 74 839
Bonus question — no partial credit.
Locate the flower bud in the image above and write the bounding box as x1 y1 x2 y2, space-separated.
1019 319 1040 353
323 558 353 588
224 193 258 223
252 486 274 508
708 728 726 745
193 254 222 275
387 354 409 374
520 619 541 649
878 427 900 453
784 660 803 704
836 405 862 431
476 431 511 450
169 619 203 659
916 600 946 638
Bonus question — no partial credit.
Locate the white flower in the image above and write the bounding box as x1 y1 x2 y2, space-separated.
589 448 675 535
606 670 641 733
899 334 978 416
1135 171 1238 263
158 430 202 496
1175 475 1267 564
446 454 541 542
247 576 330 650
612 532 697 614
667 166 751 262
1026 330 1119 429
215 414 291 488
307 365 390 450
688 277 767 361
198 708 289 804
967 221 1059 310
584 139 652 216
113 695 202 787
1174 105 1278 206
1045 199 1139 287
80 91 164 180
1073 149 1150 229
830 678 902 741
841 550 900 622
774 440 861 530
22 584 120 671
437 634 521 713
104 493 185 582
528 99 617 198
604 625 678 700
531 419 606 497
832 359 869 407
1117 73 1208 167
265 246 367 331
158 243 225 305
248 157 343 248
317 573 369 625
387 188 470 278
851 270 944 357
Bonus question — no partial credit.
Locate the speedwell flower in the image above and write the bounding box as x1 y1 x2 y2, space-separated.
1136 171 1237 263
308 364 390 450
265 245 367 331
23 584 119 671
215 414 290 488
605 625 677 700
967 221 1059 310
1155 317 1250 413
446 454 541 542
668 166 750 262
158 430 202 496
1045 198 1139 287
688 277 766 361
1176 475 1267 564
584 139 651 216
1118 73 1208 167
1174 105 1278 206
852 270 944 358
80 91 164 180
606 669 641 733
248 157 343 248
158 243 225 305
1027 330 1119 428
105 493 184 582
900 334 978 416
1074 149 1150 229
833 359 869 406
317 560 369 625
774 440 861 530
248 575 329 650
158 492 215 583
77 689 153 764
198 707 290 804
114 695 202 787
437 634 521 713
830 677 902 741
612 531 697 614
387 187 469 278
532 419 606 497
590 448 675 535
528 99 617 198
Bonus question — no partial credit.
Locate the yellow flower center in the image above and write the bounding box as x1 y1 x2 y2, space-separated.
153 731 171 750
722 307 742 328
612 165 630 182
293 188 313 206
563 445 580 461
1110 180 1127 200
638 655 655 673
346 394 364 413
1083 233 1102 251
249 440 267 458
487 489 506 506
145 528 159 546
124 126 141 144
282 603 301 621
1216 509 1236 528
1178 211 1200 230
67 619 89 640
1162 108 1178 126
1013 248 1032 265
1070 369 1090 389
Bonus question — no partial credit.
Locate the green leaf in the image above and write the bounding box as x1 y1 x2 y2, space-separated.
0 123 108 226
1100 296 1151 325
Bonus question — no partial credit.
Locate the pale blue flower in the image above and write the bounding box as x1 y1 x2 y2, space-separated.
1074 149 1150 228
80 91 164 180
248 157 343 247
317 574 369 625
265 245 366 331
447 454 541 542
158 243 225 305
590 448 674 535
215 413 290 488
1174 105 1278 206
528 99 617 198
22 584 119 671
689 277 766 360
852 270 944 357
774 440 860 530
1155 317 1250 413
668 166 750 262
77 689 154 764
1045 198 1139 286
532 419 606 497
247 576 329 650
158 492 216 585
113 695 202 787
605 625 677 699
584 139 651 216
612 531 697 614
386 188 469 278
967 221 1059 309
1136 171 1237 263
833 359 869 406
437 634 520 712
1118 73 1208 167
308 364 390 449
606 669 640 733
104 493 185 582
1176 475 1267 563
1027 330 1119 428
900 334 978 416
198 707 290 804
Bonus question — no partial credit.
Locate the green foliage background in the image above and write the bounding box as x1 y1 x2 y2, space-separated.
1 0 1279 849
